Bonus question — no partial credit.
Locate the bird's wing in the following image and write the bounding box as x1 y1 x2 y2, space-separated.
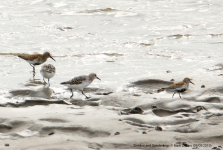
70 76 87 85
174 84 187 92
165 81 184 89
18 54 42 61
61 76 87 85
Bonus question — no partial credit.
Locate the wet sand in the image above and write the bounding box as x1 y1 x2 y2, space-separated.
1 0 223 149
0 75 223 150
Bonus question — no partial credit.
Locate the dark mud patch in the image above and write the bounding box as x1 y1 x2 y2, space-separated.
39 126 111 138
128 79 173 93
173 126 199 133
196 97 221 103
121 107 144 115
10 87 54 99
139 43 153 46
10 90 31 96
39 118 67 123
125 120 154 128
102 53 123 57
79 8 117 13
0 100 70 108
70 99 100 107
123 42 154 47
152 106 206 117
57 27 74 31
147 53 172 58
66 87 113 94
123 118 146 125
0 119 33 134
0 124 13 132
168 34 193 39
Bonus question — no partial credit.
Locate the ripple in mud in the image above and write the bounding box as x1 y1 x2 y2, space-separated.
0 119 33 134
0 100 70 108
129 79 173 93
121 107 144 115
39 118 67 123
39 126 111 138
79 8 117 13
152 106 207 117
197 97 221 103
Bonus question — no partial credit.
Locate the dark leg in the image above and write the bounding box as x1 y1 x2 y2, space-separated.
179 93 181 98
30 64 35 78
30 64 35 73
70 89 73 98
81 91 90 99
43 78 46 83
172 92 176 98
48 79 50 87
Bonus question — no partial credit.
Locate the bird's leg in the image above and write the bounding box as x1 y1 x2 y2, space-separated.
70 89 73 98
43 78 46 83
81 91 90 99
172 92 176 98
30 64 35 73
48 79 50 87
179 93 181 98
30 64 35 78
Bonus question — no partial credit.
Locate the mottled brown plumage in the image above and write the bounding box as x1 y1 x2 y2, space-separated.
161 77 195 98
60 73 101 99
18 52 55 75
40 64 56 86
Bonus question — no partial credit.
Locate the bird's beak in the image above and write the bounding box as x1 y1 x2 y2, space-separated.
190 80 195 85
96 77 101 81
50 56 56 61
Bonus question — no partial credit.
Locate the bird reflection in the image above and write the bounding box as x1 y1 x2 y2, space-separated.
29 85 53 99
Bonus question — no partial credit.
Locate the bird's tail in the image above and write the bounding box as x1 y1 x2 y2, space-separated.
60 81 70 85
157 88 165 93
18 54 28 60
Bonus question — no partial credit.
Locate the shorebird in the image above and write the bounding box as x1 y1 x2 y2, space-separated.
40 64 56 86
18 52 55 75
160 78 195 98
60 73 101 99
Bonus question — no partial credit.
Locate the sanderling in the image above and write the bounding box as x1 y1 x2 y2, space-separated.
60 73 101 99
161 77 194 98
40 64 56 86
18 52 55 75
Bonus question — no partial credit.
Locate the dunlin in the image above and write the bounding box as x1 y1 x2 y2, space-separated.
161 77 194 98
40 64 56 86
18 52 55 74
60 73 101 99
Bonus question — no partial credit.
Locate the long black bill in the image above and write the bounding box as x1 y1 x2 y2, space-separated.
50 56 56 61
96 77 101 81
190 80 195 85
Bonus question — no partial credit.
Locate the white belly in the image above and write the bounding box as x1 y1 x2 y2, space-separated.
40 71 55 79
66 81 90 91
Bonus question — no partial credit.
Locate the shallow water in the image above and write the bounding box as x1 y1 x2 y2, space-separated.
0 0 223 149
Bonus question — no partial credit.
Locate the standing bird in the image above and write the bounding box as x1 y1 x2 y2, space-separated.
60 73 101 99
18 52 55 76
160 77 195 98
40 64 56 86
